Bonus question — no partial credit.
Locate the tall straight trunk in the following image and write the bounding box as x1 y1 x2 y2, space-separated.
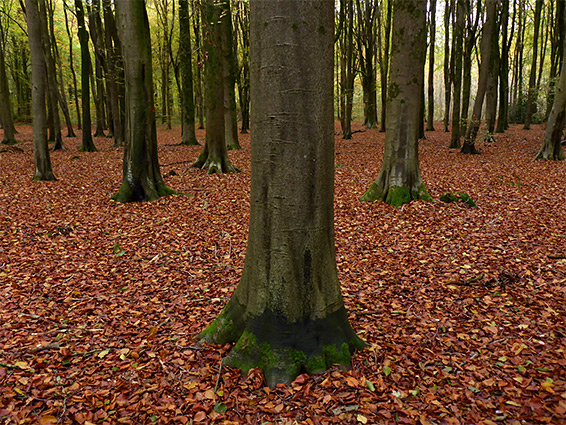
199 0 363 387
76 0 97 152
546 0 565 120
221 0 240 150
485 7 501 136
0 18 16 144
113 0 175 202
426 0 436 131
63 0 82 130
88 0 107 137
340 0 355 139
39 0 64 150
179 0 198 145
537 3 566 161
496 2 510 133
361 0 431 206
25 0 55 181
461 0 497 154
449 0 464 148
192 0 237 173
235 0 250 134
193 0 205 130
443 0 452 132
379 0 392 132
461 0 480 134
524 0 543 129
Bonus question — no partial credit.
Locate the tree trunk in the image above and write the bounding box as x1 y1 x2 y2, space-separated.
112 0 175 202
63 0 82 131
76 0 97 152
0 18 17 144
25 0 55 181
340 0 355 139
496 1 510 133
461 0 497 154
179 0 198 145
88 0 107 137
379 0 392 132
536 4 566 161
192 0 205 130
361 0 431 206
426 0 436 131
39 0 64 150
545 0 565 121
485 5 501 137
461 0 480 134
449 0 464 148
221 0 240 150
199 0 364 387
524 0 543 129
443 0 452 132
235 0 250 134
192 0 237 173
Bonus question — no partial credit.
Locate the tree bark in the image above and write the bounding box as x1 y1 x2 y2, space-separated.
179 0 198 145
361 0 431 206
524 0 543 129
443 0 452 132
340 0 355 139
221 0 240 150
461 0 497 154
76 0 98 152
199 0 364 386
485 3 501 137
112 0 174 202
192 0 237 173
235 0 250 134
63 0 82 131
449 0 464 148
426 0 436 131
0 18 17 145
88 0 107 137
496 1 510 133
379 0 392 132
25 0 55 181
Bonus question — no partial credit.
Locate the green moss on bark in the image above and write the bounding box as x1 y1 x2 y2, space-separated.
360 182 384 202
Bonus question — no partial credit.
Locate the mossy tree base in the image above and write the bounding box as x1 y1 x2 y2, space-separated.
191 154 238 174
448 139 461 149
1 138 17 146
460 142 480 154
80 142 98 153
112 181 175 203
361 182 432 207
535 149 566 161
198 301 366 387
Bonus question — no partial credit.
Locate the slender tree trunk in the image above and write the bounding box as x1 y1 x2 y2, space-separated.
179 0 198 145
485 6 501 137
0 18 16 144
361 0 431 206
192 0 237 173
496 2 510 133
76 0 97 152
192 0 205 130
235 0 250 134
379 0 392 132
524 0 543 129
426 0 436 131
340 0 355 139
63 0 82 130
461 0 497 154
199 0 363 387
88 0 107 137
449 0 464 148
25 0 55 181
443 0 452 132
113 0 175 202
221 0 240 150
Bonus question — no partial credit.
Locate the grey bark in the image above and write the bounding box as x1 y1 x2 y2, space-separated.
361 0 431 206
426 0 436 131
0 17 16 144
179 0 198 145
449 0 464 148
199 0 363 387
524 0 543 129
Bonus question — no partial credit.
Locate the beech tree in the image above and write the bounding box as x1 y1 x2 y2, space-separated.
361 0 431 206
449 0 464 148
112 0 174 202
198 0 364 386
178 0 198 145
524 0 543 130
426 0 436 132
192 0 237 173
25 0 55 181
0 17 16 145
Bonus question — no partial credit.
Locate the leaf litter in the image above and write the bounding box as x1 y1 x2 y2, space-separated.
0 123 565 424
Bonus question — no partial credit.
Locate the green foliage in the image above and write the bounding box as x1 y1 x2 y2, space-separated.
440 192 477 207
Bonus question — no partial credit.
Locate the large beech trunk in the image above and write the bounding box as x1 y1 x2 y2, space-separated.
361 0 431 206
112 0 174 202
198 0 363 386
26 0 55 181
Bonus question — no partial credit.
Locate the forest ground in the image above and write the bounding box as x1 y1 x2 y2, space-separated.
0 123 565 425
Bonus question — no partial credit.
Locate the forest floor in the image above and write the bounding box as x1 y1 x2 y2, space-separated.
0 123 565 425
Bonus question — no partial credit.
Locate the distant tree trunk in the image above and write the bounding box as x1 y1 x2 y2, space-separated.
426 0 436 131
192 0 205 130
76 0 97 152
546 0 565 121
198 0 364 387
536 4 566 160
362 0 431 206
461 0 480 134
340 0 355 139
461 0 497 154
192 0 237 173
39 0 64 150
524 0 543 129
0 18 17 144
221 0 240 150
25 0 55 181
443 0 452 132
379 0 392 132
113 0 175 202
63 0 82 131
485 6 501 137
496 1 510 133
235 0 250 133
88 0 107 137
449 0 464 148
179 0 198 145
102 0 125 146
